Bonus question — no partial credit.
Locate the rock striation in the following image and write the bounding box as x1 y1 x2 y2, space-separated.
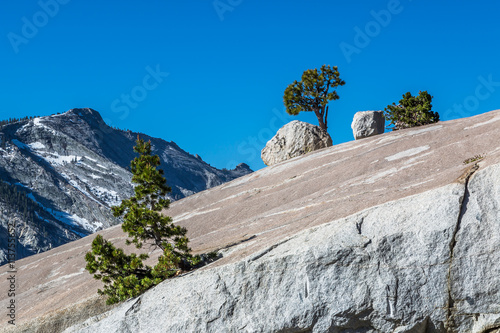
0 108 252 265
261 120 332 166
351 110 385 139
3 110 500 333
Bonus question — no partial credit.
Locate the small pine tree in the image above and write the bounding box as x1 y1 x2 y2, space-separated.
85 136 199 305
283 64 345 133
384 91 439 130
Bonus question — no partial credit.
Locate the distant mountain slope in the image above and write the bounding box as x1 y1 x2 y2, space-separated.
0 108 252 265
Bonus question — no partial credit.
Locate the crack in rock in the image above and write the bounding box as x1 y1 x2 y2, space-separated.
445 163 479 332
125 297 142 317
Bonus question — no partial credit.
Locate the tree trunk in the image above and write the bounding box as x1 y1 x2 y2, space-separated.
314 108 328 133
317 117 327 132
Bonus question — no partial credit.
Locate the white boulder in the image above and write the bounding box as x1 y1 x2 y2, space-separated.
261 120 332 166
351 110 385 139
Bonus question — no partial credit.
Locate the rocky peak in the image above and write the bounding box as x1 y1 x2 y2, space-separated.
0 108 252 267
234 162 251 171
65 108 106 125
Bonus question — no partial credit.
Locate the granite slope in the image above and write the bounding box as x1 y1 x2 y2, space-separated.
3 110 500 332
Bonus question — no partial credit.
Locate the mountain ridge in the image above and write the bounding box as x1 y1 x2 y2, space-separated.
0 108 252 265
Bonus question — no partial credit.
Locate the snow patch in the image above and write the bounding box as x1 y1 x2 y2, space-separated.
43 153 82 166
59 172 101 205
28 142 46 149
77 162 102 173
51 209 99 233
26 190 95 234
87 184 120 206
180 188 196 197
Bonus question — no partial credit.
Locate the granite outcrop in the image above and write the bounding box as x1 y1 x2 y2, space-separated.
4 110 500 333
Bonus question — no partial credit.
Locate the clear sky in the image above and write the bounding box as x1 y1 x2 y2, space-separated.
1 1 499 171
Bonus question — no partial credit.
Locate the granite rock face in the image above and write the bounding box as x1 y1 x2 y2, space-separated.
4 110 500 333
65 183 462 332
64 164 500 333
0 108 252 265
261 120 332 166
351 110 385 139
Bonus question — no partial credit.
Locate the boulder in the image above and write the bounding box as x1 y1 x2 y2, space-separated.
351 110 385 139
261 120 332 166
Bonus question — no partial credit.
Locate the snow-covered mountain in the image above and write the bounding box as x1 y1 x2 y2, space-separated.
0 108 252 265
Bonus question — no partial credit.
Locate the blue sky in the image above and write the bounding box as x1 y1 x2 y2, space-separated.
1 1 499 171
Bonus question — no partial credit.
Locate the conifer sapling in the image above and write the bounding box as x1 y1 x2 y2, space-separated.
283 64 345 133
85 136 199 305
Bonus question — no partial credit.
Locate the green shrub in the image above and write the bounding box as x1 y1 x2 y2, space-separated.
384 91 439 130
463 154 484 165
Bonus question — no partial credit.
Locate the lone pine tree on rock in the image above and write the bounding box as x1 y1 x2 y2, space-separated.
85 136 199 305
283 65 345 133
384 91 440 130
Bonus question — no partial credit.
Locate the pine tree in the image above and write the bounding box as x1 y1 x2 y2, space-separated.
384 91 439 130
85 136 199 305
283 64 345 133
